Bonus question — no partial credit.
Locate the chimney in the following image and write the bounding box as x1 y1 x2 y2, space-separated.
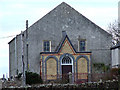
62 31 67 38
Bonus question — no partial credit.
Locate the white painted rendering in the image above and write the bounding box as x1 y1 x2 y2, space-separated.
112 48 119 68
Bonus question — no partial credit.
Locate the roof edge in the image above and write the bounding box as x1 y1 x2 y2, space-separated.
8 37 15 44
40 51 91 54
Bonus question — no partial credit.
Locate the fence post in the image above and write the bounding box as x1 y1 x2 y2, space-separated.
88 72 91 82
69 72 72 84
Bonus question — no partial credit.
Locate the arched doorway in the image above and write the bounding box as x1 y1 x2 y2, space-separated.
61 55 73 83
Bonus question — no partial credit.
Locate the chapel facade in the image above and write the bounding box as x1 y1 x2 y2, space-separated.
40 32 91 82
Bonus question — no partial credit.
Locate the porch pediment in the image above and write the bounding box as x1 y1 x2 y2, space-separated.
58 37 75 54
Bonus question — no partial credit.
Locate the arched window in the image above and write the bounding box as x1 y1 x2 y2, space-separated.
62 56 72 65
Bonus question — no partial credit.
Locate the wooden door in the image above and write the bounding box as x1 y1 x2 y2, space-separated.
62 65 72 83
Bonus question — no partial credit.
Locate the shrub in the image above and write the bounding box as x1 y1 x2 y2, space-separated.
118 68 120 75
111 68 119 75
93 63 110 73
109 68 119 80
26 71 43 85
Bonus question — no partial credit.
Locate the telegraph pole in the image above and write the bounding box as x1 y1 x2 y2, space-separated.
26 20 29 71
21 31 26 86
21 20 29 86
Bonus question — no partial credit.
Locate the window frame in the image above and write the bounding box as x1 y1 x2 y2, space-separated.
61 56 73 65
61 56 72 65
43 40 51 52
78 39 86 51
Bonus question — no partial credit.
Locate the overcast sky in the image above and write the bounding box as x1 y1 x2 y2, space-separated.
0 0 119 78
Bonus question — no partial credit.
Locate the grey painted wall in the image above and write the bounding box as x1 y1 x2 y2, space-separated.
9 2 112 77
9 38 15 77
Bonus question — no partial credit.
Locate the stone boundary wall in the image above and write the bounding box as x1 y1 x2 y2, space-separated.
1 80 118 90
1 78 22 89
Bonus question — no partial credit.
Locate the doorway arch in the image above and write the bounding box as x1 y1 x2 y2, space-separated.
59 53 75 77
61 56 73 75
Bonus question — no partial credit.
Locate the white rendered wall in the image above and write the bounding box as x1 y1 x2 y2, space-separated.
112 48 119 68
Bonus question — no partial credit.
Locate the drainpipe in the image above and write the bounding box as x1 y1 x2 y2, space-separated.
15 36 17 75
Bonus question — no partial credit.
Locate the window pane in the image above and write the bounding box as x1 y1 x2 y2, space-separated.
44 41 50 52
62 56 72 64
47 47 49 51
46 41 49 48
80 41 85 51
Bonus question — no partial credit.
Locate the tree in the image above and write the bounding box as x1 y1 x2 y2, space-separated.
108 20 120 44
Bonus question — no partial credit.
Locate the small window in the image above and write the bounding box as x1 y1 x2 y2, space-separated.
43 41 51 52
79 40 86 51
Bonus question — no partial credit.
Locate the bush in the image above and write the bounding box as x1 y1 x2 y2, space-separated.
118 68 120 75
26 71 43 85
111 68 119 75
93 63 110 73
109 68 119 80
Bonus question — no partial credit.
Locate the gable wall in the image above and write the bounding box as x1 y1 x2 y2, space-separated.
9 3 112 76
27 3 112 65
